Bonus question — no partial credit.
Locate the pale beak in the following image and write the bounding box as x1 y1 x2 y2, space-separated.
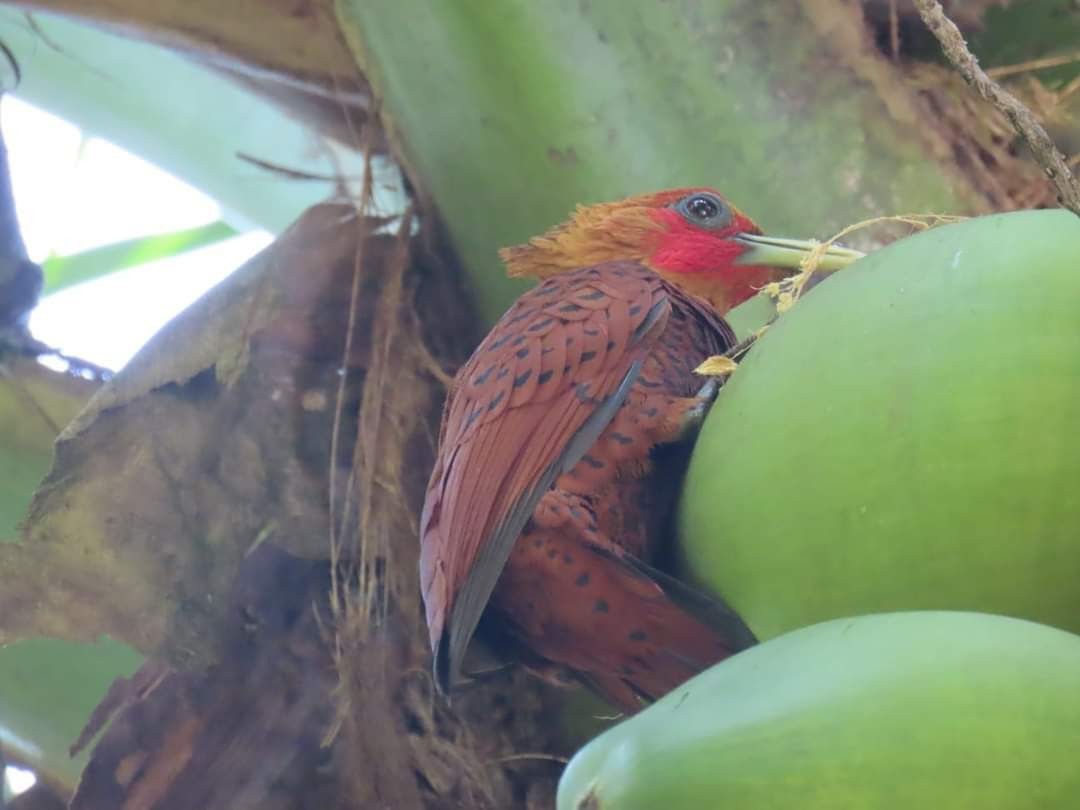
733 234 864 273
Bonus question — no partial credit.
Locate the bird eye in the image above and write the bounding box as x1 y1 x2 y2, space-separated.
675 192 731 229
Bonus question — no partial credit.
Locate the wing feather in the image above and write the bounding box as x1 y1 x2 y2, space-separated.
420 262 672 692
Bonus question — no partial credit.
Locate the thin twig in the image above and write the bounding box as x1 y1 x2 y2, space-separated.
235 152 355 183
0 39 20 91
913 0 1080 217
986 52 1080 80
888 0 900 63
1060 73 1080 103
486 752 569 766
327 155 373 617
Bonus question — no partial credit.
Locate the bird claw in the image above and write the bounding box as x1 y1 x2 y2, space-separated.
694 377 722 403
675 379 721 441
522 661 581 689
454 660 516 690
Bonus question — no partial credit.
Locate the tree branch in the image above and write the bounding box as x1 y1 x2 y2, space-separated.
0 97 43 340
913 0 1080 217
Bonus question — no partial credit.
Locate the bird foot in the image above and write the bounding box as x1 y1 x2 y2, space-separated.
674 378 721 441
522 661 581 690
452 661 516 691
466 654 579 691
695 377 722 402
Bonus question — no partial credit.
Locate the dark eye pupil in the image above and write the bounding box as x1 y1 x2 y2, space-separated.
687 195 719 220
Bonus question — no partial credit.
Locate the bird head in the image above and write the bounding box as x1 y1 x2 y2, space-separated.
500 187 862 314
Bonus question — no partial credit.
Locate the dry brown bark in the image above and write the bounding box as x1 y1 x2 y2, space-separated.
7 203 581 808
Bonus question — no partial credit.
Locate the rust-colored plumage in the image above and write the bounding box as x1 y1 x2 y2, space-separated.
421 188 824 711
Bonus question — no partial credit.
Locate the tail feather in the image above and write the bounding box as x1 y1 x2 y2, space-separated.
572 583 741 713
490 531 755 713
595 545 758 651
568 544 757 711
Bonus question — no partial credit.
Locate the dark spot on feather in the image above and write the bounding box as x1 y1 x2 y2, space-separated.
629 304 642 316
488 334 512 351
548 549 559 559
629 629 647 642
528 317 554 332
607 340 615 350
609 431 634 445
580 350 597 363
569 507 581 519
637 378 663 389
506 310 531 325
464 406 483 427
487 391 506 411
496 367 509 380
581 455 604 469
563 365 573 375
512 335 526 346
551 505 561 514
594 599 609 613
473 366 494 385
563 554 573 565
559 303 583 313
535 282 560 296
643 407 659 418
513 370 532 388
581 289 606 301
584 327 600 336
542 346 553 355
538 369 554 385
575 572 590 587
515 347 530 359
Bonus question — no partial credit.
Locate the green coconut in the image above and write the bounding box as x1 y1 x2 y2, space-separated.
679 209 1080 641
557 611 1080 809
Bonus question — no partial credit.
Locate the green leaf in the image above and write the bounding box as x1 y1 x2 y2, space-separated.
0 9 376 233
42 221 238 295
0 360 95 539
0 362 141 790
0 637 142 787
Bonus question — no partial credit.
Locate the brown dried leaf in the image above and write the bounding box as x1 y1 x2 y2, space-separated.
4 199 588 809
0 205 382 665
69 546 338 810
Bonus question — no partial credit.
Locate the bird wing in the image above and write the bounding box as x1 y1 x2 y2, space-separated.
420 262 672 691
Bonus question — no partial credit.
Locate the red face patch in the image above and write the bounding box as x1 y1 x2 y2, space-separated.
643 204 776 312
647 208 755 275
